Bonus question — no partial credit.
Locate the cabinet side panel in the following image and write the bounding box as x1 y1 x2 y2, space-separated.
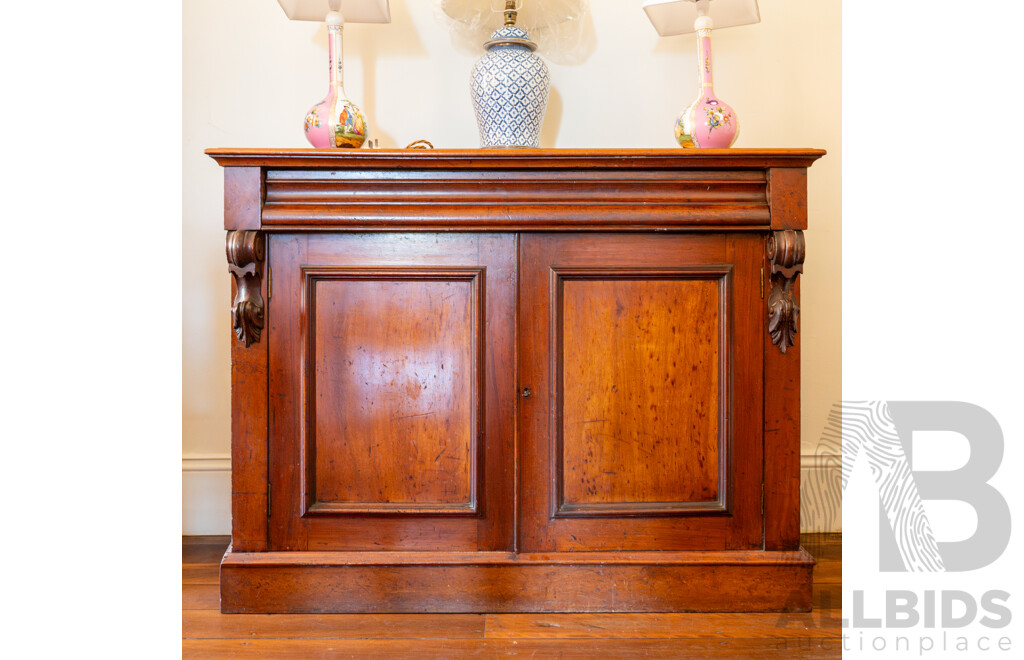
768 168 808 231
224 167 263 231
230 255 269 552
765 276 802 550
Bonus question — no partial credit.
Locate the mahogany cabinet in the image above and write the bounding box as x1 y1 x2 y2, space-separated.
208 148 824 613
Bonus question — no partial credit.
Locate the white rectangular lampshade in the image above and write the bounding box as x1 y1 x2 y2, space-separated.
277 0 391 23
643 0 760 36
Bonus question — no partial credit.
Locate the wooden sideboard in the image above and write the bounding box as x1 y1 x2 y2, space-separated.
207 148 825 613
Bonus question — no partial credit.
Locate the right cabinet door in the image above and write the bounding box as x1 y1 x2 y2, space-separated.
519 233 764 551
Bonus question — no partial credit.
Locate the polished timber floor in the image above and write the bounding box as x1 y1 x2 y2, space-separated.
183 534 841 658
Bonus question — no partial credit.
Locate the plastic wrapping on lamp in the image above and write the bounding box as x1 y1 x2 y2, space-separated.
435 0 595 66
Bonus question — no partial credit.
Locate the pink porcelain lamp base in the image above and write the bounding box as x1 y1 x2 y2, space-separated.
675 13 738 148
303 9 368 149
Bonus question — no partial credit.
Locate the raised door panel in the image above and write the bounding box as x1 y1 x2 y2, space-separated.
269 234 514 551
519 233 764 552
308 272 481 515
560 276 725 514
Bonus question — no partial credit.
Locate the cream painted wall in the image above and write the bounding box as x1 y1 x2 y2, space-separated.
183 0 841 533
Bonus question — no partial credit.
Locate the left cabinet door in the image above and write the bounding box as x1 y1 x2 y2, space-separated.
267 233 516 551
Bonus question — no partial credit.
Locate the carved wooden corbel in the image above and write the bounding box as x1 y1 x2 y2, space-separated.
767 230 805 354
226 230 265 347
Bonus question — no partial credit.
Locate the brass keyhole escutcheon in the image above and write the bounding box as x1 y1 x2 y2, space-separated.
521 387 531 398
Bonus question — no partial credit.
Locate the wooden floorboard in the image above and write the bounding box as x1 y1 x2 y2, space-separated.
813 558 842 584
183 536 230 565
183 584 222 611
813 583 842 610
184 611 487 640
484 612 841 639
183 637 841 658
182 533 842 657
183 564 220 585
802 533 842 561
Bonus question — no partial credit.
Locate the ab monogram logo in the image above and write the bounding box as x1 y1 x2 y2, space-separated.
816 401 1011 572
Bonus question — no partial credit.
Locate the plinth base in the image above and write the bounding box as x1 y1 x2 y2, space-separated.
219 547 815 613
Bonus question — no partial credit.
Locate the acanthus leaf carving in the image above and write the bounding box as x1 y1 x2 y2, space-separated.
226 230 266 347
766 230 805 354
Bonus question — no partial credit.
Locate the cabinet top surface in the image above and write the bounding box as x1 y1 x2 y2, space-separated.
206 148 825 170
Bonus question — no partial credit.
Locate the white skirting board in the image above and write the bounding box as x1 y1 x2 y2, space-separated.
800 453 843 533
181 453 844 535
182 454 231 536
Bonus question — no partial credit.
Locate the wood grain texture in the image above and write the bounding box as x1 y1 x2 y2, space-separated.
268 234 515 552
764 233 804 550
183 610 486 639
769 167 810 231
519 234 763 552
227 234 268 551
222 166 262 231
259 168 770 229
184 638 840 658
219 548 816 567
186 534 840 657
207 147 826 169
815 558 841 585
183 536 231 564
183 564 219 586
183 585 220 610
765 277 802 551
484 612 840 639
210 148 826 614
308 272 479 514
219 555 813 613
560 276 722 510
207 149 824 232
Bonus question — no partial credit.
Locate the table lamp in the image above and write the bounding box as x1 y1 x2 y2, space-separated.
277 0 392 148
643 0 760 148
440 0 588 148
437 0 591 64
468 0 551 148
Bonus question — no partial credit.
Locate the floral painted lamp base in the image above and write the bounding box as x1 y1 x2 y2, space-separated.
278 0 392 149
304 96 368 149
674 14 738 148
644 0 760 149
303 8 369 148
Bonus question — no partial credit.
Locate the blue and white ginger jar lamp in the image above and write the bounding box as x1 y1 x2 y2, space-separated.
470 0 551 148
